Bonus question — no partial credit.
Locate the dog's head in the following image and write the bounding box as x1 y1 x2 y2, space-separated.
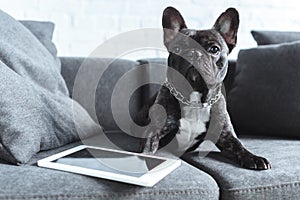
163 7 239 103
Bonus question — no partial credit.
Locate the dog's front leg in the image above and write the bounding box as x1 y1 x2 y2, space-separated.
212 95 271 170
143 115 179 154
143 127 161 154
216 128 271 170
142 87 181 154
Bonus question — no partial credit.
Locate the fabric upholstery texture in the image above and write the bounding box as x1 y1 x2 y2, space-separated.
19 20 61 68
227 41 300 137
0 10 66 94
60 57 143 131
251 30 300 45
0 9 100 164
19 20 58 59
0 138 219 200
182 136 300 200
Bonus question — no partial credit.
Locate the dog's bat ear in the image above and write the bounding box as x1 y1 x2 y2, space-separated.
213 8 239 53
162 7 187 46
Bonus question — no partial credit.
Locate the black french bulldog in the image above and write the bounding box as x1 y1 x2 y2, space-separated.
136 7 271 170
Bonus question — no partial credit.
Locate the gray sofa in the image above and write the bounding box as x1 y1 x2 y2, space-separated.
1 10 300 200
1 58 300 200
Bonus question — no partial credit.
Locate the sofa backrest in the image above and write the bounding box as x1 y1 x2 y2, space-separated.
60 57 237 133
60 57 144 132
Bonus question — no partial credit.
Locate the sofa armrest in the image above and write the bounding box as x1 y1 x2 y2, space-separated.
59 57 144 131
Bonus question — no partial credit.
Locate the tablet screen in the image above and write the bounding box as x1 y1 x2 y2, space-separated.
53 148 166 177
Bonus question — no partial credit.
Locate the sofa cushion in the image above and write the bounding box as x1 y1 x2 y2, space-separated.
0 10 67 94
0 138 219 200
251 30 300 45
20 20 58 58
182 136 300 200
20 20 61 70
60 57 143 132
0 61 101 164
0 9 100 164
227 41 300 137
0 161 219 200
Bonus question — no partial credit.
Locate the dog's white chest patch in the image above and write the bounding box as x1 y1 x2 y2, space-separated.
176 92 211 151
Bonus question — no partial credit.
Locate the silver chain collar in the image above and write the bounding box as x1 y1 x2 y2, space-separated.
163 81 222 108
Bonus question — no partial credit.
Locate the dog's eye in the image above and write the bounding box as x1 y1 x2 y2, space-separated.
173 46 181 54
208 45 220 55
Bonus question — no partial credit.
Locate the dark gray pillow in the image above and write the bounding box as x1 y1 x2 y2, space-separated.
0 9 100 164
251 30 300 45
227 41 300 138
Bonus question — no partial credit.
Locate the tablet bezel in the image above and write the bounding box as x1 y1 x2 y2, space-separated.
37 145 181 187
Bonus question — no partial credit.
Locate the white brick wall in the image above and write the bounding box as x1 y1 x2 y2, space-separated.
1 0 300 60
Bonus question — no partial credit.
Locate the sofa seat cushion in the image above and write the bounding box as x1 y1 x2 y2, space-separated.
0 140 219 200
182 136 300 200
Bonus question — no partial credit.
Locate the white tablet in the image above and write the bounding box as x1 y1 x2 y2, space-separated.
37 145 181 187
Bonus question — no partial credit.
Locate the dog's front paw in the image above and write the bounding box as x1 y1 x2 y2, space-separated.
142 133 160 154
239 153 271 170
